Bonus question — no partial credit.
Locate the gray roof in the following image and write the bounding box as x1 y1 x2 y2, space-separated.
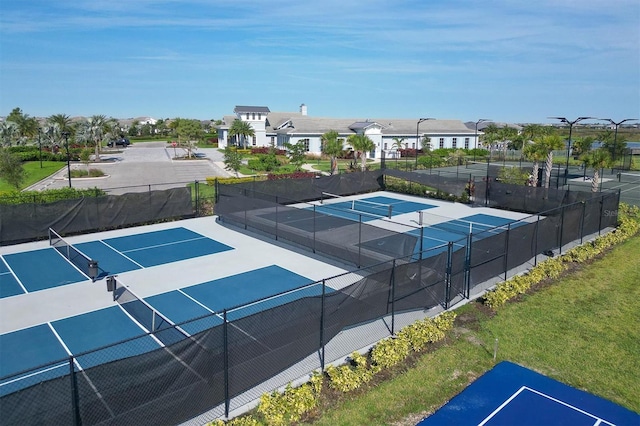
221 110 476 136
233 106 271 114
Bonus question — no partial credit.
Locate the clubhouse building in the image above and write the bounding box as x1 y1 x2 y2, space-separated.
217 105 479 159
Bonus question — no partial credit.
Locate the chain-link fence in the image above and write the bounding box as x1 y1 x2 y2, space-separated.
0 170 621 425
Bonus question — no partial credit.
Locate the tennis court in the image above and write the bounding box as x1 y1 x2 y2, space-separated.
418 361 639 426
0 263 323 397
0 227 234 298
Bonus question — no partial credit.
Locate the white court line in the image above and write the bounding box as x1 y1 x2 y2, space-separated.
478 386 616 426
119 236 209 254
97 240 145 269
0 256 28 294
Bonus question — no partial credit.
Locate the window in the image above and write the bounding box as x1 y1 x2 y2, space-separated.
439 138 445 149
252 136 256 146
412 143 415 148
270 136 275 145
452 138 457 149
258 114 262 120
300 138 310 152
252 113 256 120
246 113 249 120
384 143 387 150
464 137 470 149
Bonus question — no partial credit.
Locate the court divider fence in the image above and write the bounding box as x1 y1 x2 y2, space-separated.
0 170 621 425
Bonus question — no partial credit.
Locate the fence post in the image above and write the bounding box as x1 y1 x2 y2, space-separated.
313 205 317 253
534 215 540 266
464 233 472 299
223 310 230 418
320 280 326 370
69 356 81 426
390 259 396 335
598 195 604 236
195 180 200 216
503 224 510 281
580 201 586 244
358 215 362 268
215 178 219 204
275 196 279 241
559 205 565 255
445 241 453 309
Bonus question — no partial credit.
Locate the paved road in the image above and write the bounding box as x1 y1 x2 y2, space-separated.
28 142 233 195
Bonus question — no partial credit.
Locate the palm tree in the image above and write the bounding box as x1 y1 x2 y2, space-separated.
523 140 547 187
581 149 613 192
347 134 375 171
47 114 73 148
539 134 565 188
229 119 254 149
391 137 405 167
321 130 343 175
88 115 108 162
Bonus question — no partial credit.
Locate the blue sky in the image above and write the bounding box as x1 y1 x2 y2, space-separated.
1 0 638 124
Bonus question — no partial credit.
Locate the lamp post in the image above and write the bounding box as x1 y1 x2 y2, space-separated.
61 131 72 188
415 118 434 170
37 128 43 168
599 118 637 163
548 116 593 179
473 119 490 161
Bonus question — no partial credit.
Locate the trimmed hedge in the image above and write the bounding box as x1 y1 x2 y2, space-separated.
483 203 640 309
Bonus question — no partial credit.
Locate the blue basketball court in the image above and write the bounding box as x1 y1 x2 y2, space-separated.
417 361 639 426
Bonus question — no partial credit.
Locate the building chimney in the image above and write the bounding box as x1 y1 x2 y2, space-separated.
300 104 307 116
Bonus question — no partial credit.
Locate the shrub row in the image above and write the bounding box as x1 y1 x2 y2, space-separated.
483 203 640 309
384 177 469 204
209 311 456 425
0 187 107 205
266 171 318 180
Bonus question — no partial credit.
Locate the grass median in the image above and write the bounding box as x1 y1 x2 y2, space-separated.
303 234 640 425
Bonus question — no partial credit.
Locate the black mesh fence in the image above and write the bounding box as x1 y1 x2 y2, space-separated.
1 172 622 425
0 187 195 245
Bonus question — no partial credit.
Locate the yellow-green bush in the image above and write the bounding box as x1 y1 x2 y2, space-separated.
484 203 639 309
326 352 372 392
256 372 323 426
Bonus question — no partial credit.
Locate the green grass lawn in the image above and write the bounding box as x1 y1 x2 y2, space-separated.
0 161 65 192
303 234 640 425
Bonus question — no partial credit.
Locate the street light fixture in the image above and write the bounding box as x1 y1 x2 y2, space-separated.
61 131 72 188
473 119 491 161
415 118 434 169
598 118 638 163
548 116 594 178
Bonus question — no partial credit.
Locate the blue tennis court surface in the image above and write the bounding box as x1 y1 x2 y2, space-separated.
417 361 639 426
310 195 436 222
0 264 320 396
0 227 234 298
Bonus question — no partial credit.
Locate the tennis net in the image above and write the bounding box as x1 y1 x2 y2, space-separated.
416 210 510 236
49 228 96 278
115 280 189 346
320 192 393 218
617 172 640 183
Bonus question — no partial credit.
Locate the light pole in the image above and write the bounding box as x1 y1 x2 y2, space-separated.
37 128 43 168
61 131 72 188
599 118 637 163
548 116 593 178
415 118 434 169
473 119 490 161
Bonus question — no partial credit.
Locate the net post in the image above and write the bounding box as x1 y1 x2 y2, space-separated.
387 204 392 219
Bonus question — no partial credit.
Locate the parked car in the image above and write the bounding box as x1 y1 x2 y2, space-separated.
107 138 130 147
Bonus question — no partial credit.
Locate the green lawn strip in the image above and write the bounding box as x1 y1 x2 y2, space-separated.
0 161 65 191
303 234 640 425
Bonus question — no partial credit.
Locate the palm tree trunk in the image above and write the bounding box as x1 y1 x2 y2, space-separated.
592 169 599 192
544 152 553 188
330 156 337 175
360 151 366 171
531 162 539 187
